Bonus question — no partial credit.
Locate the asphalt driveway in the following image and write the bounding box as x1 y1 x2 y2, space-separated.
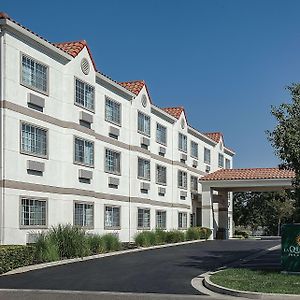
0 239 279 295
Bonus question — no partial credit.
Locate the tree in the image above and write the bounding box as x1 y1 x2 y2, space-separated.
267 84 300 221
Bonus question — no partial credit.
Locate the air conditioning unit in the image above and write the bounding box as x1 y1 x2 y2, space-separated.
205 165 211 173
26 233 40 244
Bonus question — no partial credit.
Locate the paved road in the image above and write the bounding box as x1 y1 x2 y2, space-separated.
0 239 279 296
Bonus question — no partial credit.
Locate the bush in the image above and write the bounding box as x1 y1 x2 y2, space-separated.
0 245 35 274
134 231 156 247
154 229 167 245
165 230 185 243
35 233 60 263
101 234 121 252
87 234 106 254
234 230 249 239
185 227 212 240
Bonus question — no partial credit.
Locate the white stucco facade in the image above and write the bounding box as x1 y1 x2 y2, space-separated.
0 14 234 245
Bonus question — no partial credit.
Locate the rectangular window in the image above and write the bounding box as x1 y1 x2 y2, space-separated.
204 147 211 164
178 133 187 152
156 210 166 229
74 202 94 227
21 123 47 157
21 54 48 94
156 123 167 145
105 97 121 125
21 198 47 227
156 164 167 185
138 157 151 180
178 170 187 189
218 153 224 168
191 141 198 158
137 208 150 229
191 175 198 192
178 212 187 229
105 149 121 174
74 137 94 167
105 206 120 228
138 112 151 136
75 78 95 111
225 158 231 169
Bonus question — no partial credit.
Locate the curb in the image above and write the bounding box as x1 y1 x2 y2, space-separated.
204 271 300 299
2 239 206 276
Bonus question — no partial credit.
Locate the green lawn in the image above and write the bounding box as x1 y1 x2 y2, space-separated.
210 268 300 294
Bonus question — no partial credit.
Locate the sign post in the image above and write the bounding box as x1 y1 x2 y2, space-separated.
281 223 300 273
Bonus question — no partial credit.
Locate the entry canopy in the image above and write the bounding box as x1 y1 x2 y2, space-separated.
200 168 295 192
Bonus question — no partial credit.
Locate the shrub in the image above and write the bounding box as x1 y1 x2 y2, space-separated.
101 234 121 252
87 234 106 254
234 230 249 239
165 230 185 243
185 227 212 240
154 229 167 244
134 231 156 247
35 233 60 263
0 245 35 274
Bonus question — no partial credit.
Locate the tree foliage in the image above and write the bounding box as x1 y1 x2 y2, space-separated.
267 84 300 220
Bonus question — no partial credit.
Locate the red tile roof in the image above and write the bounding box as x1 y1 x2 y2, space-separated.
118 80 145 95
200 168 295 181
162 107 185 119
203 132 223 143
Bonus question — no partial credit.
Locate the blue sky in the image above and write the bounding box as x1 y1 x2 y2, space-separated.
2 0 300 168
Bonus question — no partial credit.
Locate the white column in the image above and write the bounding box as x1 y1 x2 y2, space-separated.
201 184 214 239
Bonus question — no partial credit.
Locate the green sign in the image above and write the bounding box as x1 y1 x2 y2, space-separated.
281 224 300 272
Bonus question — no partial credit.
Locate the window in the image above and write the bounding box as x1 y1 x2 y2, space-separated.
178 133 187 152
20 198 47 227
75 78 94 111
191 141 198 158
105 97 121 125
21 123 47 157
74 202 94 227
138 208 150 229
191 175 198 192
156 164 167 185
156 210 166 229
178 212 187 229
105 206 120 228
204 147 211 164
138 158 150 180
218 153 224 168
178 170 187 189
225 158 231 169
74 137 94 167
156 123 167 145
138 112 150 136
105 149 121 174
21 54 48 94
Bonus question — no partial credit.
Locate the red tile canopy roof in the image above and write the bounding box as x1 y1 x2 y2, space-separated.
201 168 295 181
162 107 185 119
118 80 145 95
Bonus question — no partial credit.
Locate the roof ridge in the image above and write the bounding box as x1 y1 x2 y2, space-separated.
54 40 87 45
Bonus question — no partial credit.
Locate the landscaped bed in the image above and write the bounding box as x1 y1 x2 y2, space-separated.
210 268 300 295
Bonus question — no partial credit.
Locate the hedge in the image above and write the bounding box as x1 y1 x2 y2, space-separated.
0 245 35 274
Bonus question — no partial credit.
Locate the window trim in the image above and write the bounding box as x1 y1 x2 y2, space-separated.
73 135 95 168
137 157 151 181
190 175 198 192
178 132 187 153
20 120 49 159
218 153 224 168
74 77 95 113
19 196 48 229
137 207 151 230
156 163 167 186
225 158 231 169
178 211 188 229
156 122 167 146
104 147 121 175
73 200 94 229
104 205 121 230
20 52 49 96
155 210 167 230
105 96 122 127
137 111 151 137
204 147 211 165
178 169 188 190
190 141 198 159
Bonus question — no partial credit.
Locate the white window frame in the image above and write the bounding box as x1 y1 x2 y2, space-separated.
156 123 167 145
178 212 187 229
190 141 198 159
20 197 47 228
105 148 121 175
138 157 151 180
74 136 94 167
20 53 49 95
137 111 151 136
20 121 48 159
204 147 211 164
178 170 187 189
74 201 94 228
218 153 224 168
74 78 95 112
178 133 187 153
191 175 198 192
105 205 121 229
156 210 166 230
156 164 167 185
137 208 151 230
225 158 231 169
105 97 121 126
